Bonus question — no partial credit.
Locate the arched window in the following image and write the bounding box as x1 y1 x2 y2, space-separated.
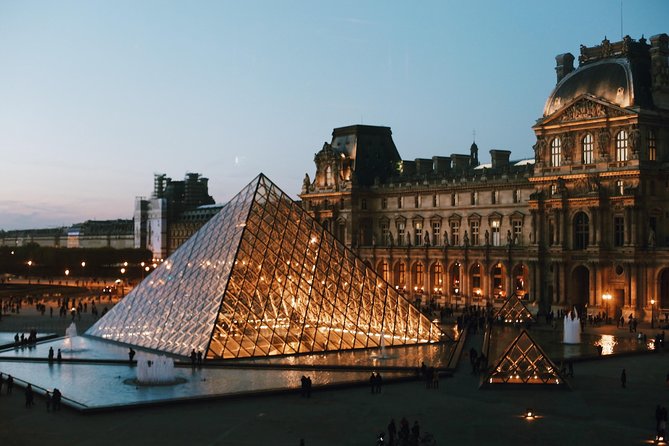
413 262 424 292
431 263 443 293
470 263 481 294
616 130 628 162
550 138 562 167
378 261 389 282
573 212 589 250
582 134 594 164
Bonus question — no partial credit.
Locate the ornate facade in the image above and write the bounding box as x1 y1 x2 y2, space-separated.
301 34 669 323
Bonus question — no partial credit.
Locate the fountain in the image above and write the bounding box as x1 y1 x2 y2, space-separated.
371 332 395 360
61 322 86 353
132 354 185 386
563 308 581 344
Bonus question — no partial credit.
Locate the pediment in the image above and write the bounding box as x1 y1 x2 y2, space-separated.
467 212 482 222
536 94 635 127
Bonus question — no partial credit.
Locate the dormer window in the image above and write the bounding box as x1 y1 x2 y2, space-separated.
324 165 334 186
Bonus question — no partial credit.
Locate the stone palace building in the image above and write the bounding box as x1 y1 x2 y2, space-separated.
300 34 669 323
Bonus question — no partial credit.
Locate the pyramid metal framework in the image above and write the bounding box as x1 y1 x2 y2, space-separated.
493 294 535 324
87 174 443 359
482 330 566 387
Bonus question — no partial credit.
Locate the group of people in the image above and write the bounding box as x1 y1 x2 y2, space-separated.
189 349 204 367
23 383 62 410
468 348 487 375
369 372 383 394
0 372 15 395
419 362 439 389
299 375 312 398
13 330 38 347
47 346 63 363
381 417 432 446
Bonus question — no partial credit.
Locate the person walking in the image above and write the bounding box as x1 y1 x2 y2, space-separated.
621 368 627 388
25 384 34 408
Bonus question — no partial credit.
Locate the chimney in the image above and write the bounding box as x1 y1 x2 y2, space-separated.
555 53 575 83
450 154 471 172
490 149 511 169
650 34 669 108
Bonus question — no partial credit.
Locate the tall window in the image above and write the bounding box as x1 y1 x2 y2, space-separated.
325 165 333 186
432 263 443 293
613 216 624 247
649 129 657 161
451 193 457 206
512 220 522 244
397 222 405 246
471 263 481 289
415 195 421 208
616 130 628 162
380 222 390 245
550 137 562 167
450 221 460 246
361 199 367 210
397 196 403 209
432 194 438 207
493 263 505 298
398 262 405 288
379 261 389 282
582 134 594 164
414 262 424 291
431 222 441 246
414 221 423 246
471 191 477 205
491 220 501 246
381 198 387 209
470 221 480 246
491 190 499 204
513 189 520 203
616 180 624 195
573 212 589 250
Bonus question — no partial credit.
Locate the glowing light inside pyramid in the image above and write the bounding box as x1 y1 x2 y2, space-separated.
87 174 442 359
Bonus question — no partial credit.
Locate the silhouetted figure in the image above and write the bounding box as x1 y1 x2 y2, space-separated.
52 388 62 410
128 348 136 363
25 384 34 408
190 349 197 367
300 375 308 397
621 368 627 388
306 376 312 398
387 419 397 446
48 347 54 363
197 350 203 366
57 349 62 362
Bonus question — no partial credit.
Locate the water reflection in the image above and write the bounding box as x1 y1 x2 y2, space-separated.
594 334 617 355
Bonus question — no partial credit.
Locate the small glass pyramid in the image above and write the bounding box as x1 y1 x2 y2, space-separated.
87 174 443 359
483 330 566 386
494 294 535 324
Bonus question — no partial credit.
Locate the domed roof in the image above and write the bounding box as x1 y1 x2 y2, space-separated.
544 59 633 116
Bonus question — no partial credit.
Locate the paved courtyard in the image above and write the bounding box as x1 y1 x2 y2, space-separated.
0 304 667 445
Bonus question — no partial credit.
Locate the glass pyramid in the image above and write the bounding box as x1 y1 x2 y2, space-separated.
493 294 535 324
483 330 566 387
87 174 443 359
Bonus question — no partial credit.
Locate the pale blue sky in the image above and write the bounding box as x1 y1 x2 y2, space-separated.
0 0 666 230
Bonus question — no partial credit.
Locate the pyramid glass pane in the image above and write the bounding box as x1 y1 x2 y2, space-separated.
87 174 443 359
484 330 565 386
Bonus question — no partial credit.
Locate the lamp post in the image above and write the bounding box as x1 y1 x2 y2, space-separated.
651 299 656 329
26 260 33 284
602 293 612 324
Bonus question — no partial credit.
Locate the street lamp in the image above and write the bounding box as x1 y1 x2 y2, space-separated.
602 293 612 324
651 298 656 329
27 260 33 284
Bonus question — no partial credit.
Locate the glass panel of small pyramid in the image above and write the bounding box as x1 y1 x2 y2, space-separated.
494 294 535 324
484 330 564 386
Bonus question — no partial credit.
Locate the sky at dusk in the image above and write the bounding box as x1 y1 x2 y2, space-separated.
0 0 666 230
